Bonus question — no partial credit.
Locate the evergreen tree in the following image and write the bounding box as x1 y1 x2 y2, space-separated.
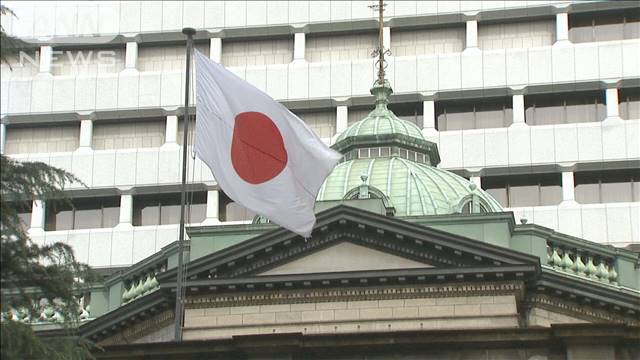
1 6 97 359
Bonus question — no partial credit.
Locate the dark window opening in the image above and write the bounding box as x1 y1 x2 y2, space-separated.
575 169 640 204
482 173 562 208
133 192 206 226
619 87 640 120
3 201 33 231
525 91 605 125
436 97 513 131
46 197 120 231
389 102 424 128
219 192 255 222
569 9 640 43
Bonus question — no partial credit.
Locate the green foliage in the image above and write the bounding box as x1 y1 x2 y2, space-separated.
1 321 94 360
0 155 97 360
1 5 20 66
0 7 98 359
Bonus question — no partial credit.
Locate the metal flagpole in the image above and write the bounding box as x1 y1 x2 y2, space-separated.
174 26 196 342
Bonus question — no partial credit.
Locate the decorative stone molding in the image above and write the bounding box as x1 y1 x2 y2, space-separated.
185 281 525 309
527 294 638 326
99 310 174 346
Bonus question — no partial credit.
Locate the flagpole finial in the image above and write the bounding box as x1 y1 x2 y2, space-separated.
182 27 196 36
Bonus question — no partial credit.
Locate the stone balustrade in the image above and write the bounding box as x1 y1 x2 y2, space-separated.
0 294 91 324
546 241 618 285
121 260 166 304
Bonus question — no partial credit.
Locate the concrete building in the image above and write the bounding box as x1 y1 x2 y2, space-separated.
1 1 639 269
1 1 639 358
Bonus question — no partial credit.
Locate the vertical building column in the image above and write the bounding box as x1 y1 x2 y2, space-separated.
39 45 53 73
561 171 576 202
165 115 178 144
78 119 93 150
202 190 220 225
125 41 138 70
555 12 570 43
512 94 526 125
210 38 222 63
118 194 133 226
422 100 436 130
30 200 45 230
293 32 306 61
465 20 478 49
383 27 391 51
605 88 620 119
0 123 6 155
336 105 348 134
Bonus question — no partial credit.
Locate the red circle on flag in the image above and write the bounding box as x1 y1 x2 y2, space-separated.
231 111 288 184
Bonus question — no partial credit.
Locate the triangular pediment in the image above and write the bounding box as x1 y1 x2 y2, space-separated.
258 241 432 276
160 205 540 283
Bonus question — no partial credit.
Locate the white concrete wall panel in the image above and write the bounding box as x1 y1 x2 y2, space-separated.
2 0 638 267
598 43 623 80
510 203 640 247
2 40 639 115
52 77 76 112
625 121 640 159
91 151 116 188
141 1 163 33
30 77 54 113
111 228 135 266
1 1 579 38
573 44 599 81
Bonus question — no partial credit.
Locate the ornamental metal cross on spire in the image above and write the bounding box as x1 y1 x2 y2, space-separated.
369 0 390 85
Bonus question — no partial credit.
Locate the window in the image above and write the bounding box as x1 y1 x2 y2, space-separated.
93 118 165 150
221 38 292 66
619 87 640 120
292 110 336 139
525 91 605 126
478 19 555 50
569 9 640 43
436 97 513 131
391 26 465 56
46 197 120 231
133 192 206 226
4 124 80 154
575 169 640 204
2 201 32 231
219 193 255 222
482 173 562 208
389 102 424 128
306 32 377 63
341 147 429 164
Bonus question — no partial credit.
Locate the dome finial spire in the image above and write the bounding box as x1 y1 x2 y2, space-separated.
369 0 392 108
370 0 390 85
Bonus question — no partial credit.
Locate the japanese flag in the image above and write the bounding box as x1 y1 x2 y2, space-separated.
194 51 341 237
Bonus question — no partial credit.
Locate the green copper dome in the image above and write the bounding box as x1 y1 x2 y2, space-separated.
317 157 502 216
335 82 424 143
318 80 503 216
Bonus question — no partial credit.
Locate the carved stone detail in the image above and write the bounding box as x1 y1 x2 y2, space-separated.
220 229 473 279
185 281 525 309
98 310 174 346
527 294 639 326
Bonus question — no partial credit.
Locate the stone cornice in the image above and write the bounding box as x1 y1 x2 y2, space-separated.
184 281 526 309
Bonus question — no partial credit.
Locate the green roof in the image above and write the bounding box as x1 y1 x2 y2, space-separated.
322 80 502 216
317 157 503 216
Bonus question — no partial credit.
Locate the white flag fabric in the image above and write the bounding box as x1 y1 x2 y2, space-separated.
194 50 341 237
